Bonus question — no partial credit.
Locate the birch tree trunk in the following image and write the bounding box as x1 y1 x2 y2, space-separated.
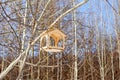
118 0 120 14
110 35 115 80
30 46 34 79
95 15 104 80
72 0 78 80
17 0 28 79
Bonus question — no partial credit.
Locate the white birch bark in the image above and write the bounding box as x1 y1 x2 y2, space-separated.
17 0 28 79
110 35 115 80
95 14 104 80
72 0 78 80
118 0 120 14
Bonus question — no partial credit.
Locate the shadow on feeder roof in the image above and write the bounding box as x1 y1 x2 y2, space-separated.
40 27 66 52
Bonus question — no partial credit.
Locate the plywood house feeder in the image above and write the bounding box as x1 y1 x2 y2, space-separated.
40 27 66 52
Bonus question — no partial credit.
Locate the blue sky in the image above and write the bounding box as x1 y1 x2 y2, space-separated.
76 0 118 36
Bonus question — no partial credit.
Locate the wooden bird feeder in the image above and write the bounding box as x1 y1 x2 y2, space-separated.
40 27 66 52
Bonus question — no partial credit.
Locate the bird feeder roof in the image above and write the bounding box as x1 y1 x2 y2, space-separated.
41 27 66 39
